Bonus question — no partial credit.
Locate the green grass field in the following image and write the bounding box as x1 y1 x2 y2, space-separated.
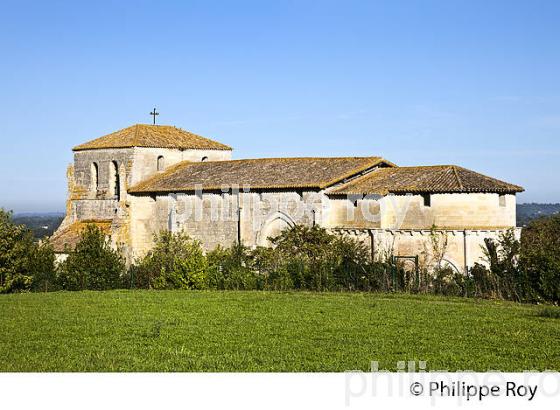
0 290 558 372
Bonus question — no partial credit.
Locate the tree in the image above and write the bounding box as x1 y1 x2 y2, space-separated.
29 239 57 292
58 225 125 290
520 215 560 302
0 208 35 293
482 229 525 301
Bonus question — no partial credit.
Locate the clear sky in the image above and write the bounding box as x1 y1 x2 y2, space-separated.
1 0 559 212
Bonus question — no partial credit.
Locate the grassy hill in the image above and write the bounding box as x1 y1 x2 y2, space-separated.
0 291 558 372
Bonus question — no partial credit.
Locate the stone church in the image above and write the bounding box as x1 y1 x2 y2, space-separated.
51 123 524 273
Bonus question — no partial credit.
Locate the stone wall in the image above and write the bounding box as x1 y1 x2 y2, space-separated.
381 193 516 229
129 147 232 185
57 146 232 261
73 199 118 220
125 189 519 266
326 196 382 229
73 147 232 194
126 189 326 256
326 193 516 230
58 146 519 272
73 148 133 200
332 227 521 273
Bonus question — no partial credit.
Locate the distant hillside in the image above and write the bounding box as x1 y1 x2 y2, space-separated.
12 213 64 239
517 203 560 227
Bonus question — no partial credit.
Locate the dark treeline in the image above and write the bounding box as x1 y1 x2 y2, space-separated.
12 213 64 239
0 208 559 303
517 203 560 227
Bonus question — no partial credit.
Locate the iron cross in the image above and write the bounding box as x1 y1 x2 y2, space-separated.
150 107 159 125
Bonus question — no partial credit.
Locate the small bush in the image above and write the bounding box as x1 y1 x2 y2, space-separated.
364 262 393 292
431 267 463 296
133 231 207 290
58 225 125 291
470 263 499 299
207 243 257 290
271 225 337 291
29 239 57 292
331 236 370 291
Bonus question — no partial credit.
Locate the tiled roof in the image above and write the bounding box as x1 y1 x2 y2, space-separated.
328 165 524 195
128 157 394 193
50 220 112 253
73 124 232 151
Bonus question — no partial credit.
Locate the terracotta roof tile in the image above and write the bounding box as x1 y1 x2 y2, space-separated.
73 124 232 151
329 165 524 195
128 157 394 193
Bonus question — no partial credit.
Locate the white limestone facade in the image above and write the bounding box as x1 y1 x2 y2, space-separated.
52 123 524 273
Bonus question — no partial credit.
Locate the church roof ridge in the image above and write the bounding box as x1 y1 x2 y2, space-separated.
72 123 232 151
128 156 395 193
328 164 524 195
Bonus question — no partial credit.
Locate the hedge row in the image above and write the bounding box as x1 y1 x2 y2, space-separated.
1 208 559 303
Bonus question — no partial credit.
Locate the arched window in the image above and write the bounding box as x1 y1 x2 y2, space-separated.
91 162 99 193
201 156 208 162
110 161 120 200
157 155 165 171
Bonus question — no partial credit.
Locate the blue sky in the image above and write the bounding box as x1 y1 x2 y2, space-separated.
1 0 559 212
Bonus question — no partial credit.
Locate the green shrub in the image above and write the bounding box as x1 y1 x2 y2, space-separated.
133 231 207 290
29 239 57 292
483 230 527 301
267 225 384 291
470 263 499 299
364 262 393 292
331 236 370 291
431 267 463 296
271 225 337 291
204 227 375 292
0 209 35 292
521 215 560 303
0 209 57 293
58 225 125 291
207 243 257 290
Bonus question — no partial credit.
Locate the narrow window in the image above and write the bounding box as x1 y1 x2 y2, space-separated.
91 162 99 192
499 194 506 207
110 161 120 200
422 193 431 207
201 156 208 162
157 155 165 171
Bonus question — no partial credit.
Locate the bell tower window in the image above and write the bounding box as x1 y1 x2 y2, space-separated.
91 162 99 193
110 161 120 200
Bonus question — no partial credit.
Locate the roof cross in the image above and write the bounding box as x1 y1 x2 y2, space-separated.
150 107 159 125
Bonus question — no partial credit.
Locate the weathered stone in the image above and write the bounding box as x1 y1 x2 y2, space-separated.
53 125 521 272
